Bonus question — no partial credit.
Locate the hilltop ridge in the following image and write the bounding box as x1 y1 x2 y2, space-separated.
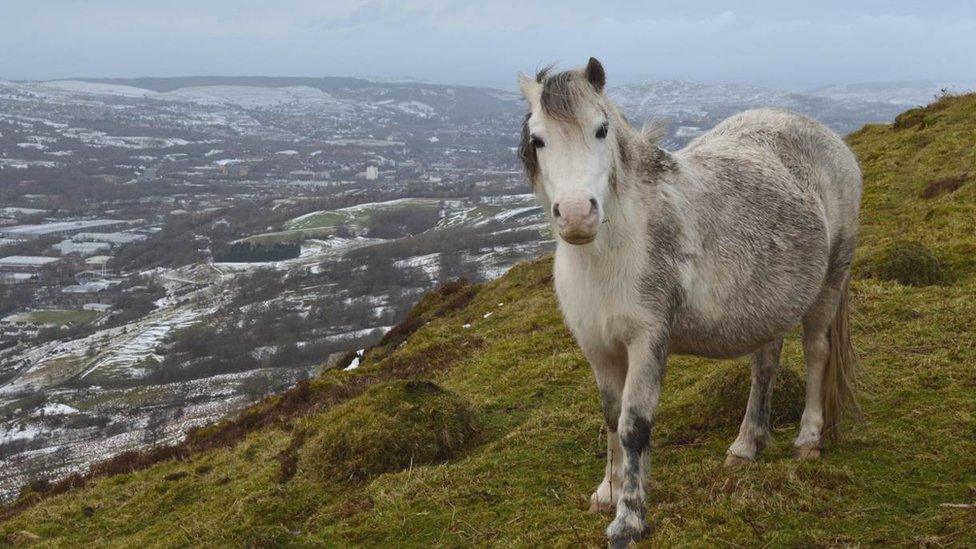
1 95 975 546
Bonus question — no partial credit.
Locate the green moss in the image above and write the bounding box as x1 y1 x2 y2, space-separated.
297 380 479 482
869 239 945 286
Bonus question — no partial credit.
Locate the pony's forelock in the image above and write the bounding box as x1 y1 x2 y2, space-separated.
539 68 600 123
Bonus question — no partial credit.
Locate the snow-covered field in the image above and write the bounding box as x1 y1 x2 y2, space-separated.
0 261 325 500
0 191 553 501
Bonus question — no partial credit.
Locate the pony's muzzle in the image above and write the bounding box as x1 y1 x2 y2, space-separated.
554 197 599 245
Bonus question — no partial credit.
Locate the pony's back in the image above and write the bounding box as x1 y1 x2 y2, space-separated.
680 108 861 237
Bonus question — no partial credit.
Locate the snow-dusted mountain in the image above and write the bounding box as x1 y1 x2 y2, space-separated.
607 79 909 144
39 76 522 120
10 76 931 145
806 80 976 106
611 79 806 116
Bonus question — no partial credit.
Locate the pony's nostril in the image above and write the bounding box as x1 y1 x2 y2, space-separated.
588 198 598 212
553 204 561 218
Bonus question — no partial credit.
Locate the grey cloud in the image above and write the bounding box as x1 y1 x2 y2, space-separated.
0 1 973 89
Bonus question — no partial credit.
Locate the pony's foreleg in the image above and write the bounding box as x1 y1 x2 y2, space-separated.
606 328 667 546
726 338 783 465
585 348 627 513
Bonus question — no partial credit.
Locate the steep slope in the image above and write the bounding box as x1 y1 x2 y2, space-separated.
2 97 976 547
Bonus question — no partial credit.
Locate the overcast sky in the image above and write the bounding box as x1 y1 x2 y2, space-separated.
2 1 975 90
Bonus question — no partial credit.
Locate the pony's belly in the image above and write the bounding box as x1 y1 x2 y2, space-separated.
668 213 830 358
668 319 784 359
669 275 822 358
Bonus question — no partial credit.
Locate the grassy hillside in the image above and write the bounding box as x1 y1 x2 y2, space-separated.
3 97 976 547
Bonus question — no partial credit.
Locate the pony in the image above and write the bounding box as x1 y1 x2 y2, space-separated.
517 58 861 545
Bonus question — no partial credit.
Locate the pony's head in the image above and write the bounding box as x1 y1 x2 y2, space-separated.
518 57 623 246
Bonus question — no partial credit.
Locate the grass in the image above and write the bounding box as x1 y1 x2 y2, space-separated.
20 310 100 326
245 198 442 245
13 357 85 389
242 227 334 245
3 96 976 547
295 380 480 484
848 92 976 280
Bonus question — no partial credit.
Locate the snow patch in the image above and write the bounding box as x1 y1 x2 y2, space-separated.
34 403 79 416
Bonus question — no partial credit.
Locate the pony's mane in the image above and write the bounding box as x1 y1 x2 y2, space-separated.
518 112 539 184
640 119 668 145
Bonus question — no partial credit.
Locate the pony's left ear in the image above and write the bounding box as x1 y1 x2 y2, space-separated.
585 57 606 92
518 72 542 100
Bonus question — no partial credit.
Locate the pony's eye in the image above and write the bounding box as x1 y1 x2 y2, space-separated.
531 136 545 149
595 122 608 139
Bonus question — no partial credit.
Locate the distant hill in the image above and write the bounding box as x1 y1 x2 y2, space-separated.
54 76 522 119
806 80 976 106
70 76 372 93
2 95 974 546
609 79 908 139
34 76 922 136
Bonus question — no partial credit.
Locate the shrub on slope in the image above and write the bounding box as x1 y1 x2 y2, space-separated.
867 239 945 287
296 380 480 483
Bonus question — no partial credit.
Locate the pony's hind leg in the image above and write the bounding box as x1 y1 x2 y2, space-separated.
795 282 845 459
726 338 783 465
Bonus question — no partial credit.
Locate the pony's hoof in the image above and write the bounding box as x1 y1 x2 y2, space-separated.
795 443 821 460
609 536 635 549
588 499 615 514
589 481 618 514
724 453 754 467
606 510 649 547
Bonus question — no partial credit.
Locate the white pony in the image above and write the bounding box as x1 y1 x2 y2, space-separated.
518 58 861 545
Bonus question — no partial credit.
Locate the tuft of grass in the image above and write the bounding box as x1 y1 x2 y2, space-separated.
890 92 961 130
296 380 479 483
868 240 945 286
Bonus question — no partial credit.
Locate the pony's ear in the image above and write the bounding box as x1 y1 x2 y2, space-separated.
518 72 541 100
584 57 606 92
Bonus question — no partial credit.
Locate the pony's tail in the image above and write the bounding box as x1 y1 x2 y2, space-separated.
821 280 860 439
